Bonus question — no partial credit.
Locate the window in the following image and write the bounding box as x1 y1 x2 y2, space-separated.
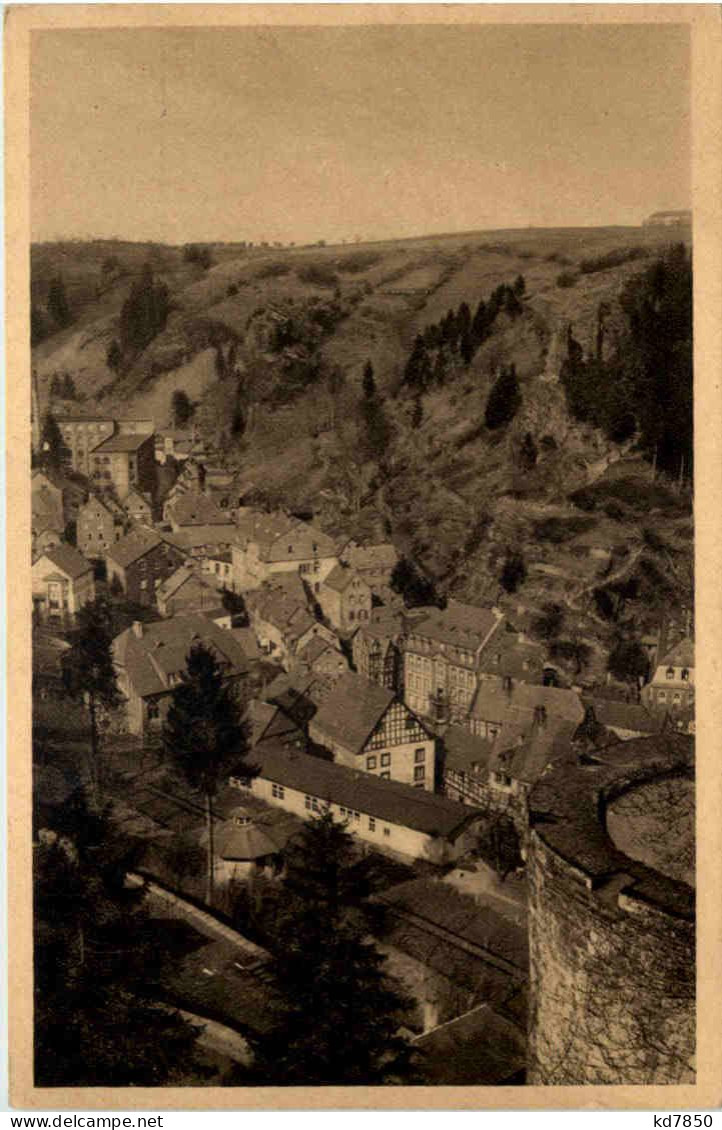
494 771 512 788
272 783 285 800
414 765 425 782
367 755 377 770
383 827 391 837
673 691 682 704
414 748 426 763
368 817 376 832
666 667 675 680
657 690 667 703
349 611 355 621
139 580 147 590
147 701 160 721
380 753 391 767
230 775 252 790
380 771 390 780
405 717 415 730
681 668 690 681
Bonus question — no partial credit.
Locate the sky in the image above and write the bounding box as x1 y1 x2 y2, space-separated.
30 23 691 245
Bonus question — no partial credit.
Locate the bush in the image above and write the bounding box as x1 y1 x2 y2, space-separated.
337 251 382 274
579 246 647 275
556 271 578 288
255 261 290 280
296 263 339 288
532 515 595 543
226 283 239 297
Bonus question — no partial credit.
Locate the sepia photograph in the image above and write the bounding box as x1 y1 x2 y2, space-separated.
7 2 721 1109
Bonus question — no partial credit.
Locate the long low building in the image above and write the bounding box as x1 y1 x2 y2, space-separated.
228 741 484 865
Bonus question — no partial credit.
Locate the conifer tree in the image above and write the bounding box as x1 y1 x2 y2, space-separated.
106 339 122 373
248 809 414 1085
362 359 377 401
411 397 423 429
460 328 475 366
162 643 255 905
63 597 122 804
485 364 522 430
403 335 431 391
47 275 72 328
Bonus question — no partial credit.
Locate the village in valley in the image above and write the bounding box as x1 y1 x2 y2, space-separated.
27 20 696 1095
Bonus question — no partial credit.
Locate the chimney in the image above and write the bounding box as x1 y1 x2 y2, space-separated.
132 620 143 639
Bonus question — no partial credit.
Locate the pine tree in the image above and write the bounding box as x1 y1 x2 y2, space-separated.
106 339 122 372
485 364 522 430
403 335 431 390
362 359 377 401
460 327 475 366
63 598 122 804
47 275 72 328
34 796 202 1086
471 299 488 347
499 549 527 594
410 397 423 429
171 389 194 427
162 643 255 906
513 274 526 297
519 431 538 470
248 809 414 1085
40 411 66 470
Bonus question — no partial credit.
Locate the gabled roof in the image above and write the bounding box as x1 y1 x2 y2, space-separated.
582 697 660 734
344 542 399 572
38 543 93 580
106 525 166 568
309 671 400 754
245 575 317 643
234 509 336 562
442 726 495 774
408 601 504 653
169 526 236 551
659 637 694 670
321 563 361 594
490 719 579 786
123 488 153 509
156 564 215 603
247 741 481 840
94 431 154 453
470 679 585 726
112 613 250 699
169 492 234 528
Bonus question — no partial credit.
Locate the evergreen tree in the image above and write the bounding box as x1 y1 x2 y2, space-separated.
519 431 538 471
47 275 72 328
607 637 649 697
34 797 202 1086
119 264 170 357
171 389 194 427
471 299 488 347
390 556 444 609
106 339 122 373
31 305 49 346
49 373 63 398
485 364 522 430
432 348 448 386
513 274 526 297
441 309 459 352
362 359 377 401
460 327 475 366
499 549 526 594
162 643 255 905
504 286 523 319
410 397 423 429
403 335 431 390
63 597 122 805
457 301 472 336
248 809 414 1085
362 397 393 461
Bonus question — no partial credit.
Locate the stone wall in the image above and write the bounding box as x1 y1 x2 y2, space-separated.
526 735 695 1085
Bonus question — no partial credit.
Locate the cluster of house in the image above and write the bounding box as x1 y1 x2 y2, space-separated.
31 412 696 873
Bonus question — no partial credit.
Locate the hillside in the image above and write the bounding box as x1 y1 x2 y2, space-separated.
31 224 693 684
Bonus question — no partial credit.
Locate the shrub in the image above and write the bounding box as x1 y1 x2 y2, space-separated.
337 251 382 274
296 263 339 288
226 283 239 297
255 261 290 280
533 515 595 543
556 271 578 288
579 246 648 275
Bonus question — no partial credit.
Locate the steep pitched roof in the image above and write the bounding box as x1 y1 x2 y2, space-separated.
490 718 579 786
582 697 660 734
155 564 215 604
659 637 694 670
321 564 358 594
94 431 153 453
246 575 317 643
470 680 585 727
309 671 398 754
112 613 250 699
345 542 399 572
106 525 167 569
408 601 504 653
442 726 495 774
247 741 481 840
39 543 93 580
170 492 234 528
169 526 236 551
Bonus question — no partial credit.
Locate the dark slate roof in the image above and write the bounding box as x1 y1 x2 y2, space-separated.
470 680 585 726
408 601 504 652
156 565 214 603
321 563 356 594
582 697 660 734
247 742 481 839
170 492 234 528
40 543 93 580
309 671 397 753
659 637 694 670
443 726 495 774
490 718 579 786
106 525 165 568
413 1004 526 1086
94 431 153 453
345 543 399 571
112 614 250 699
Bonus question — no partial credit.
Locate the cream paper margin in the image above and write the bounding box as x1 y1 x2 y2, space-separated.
6 3 722 1111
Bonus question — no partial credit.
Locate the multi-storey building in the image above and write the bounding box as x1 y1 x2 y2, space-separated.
352 609 406 692
317 565 372 632
642 637 694 715
105 525 187 606
232 509 338 593
403 602 506 724
56 416 156 499
76 494 126 561
308 671 436 791
32 544 95 625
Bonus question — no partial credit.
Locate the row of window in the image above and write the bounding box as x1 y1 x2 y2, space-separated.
663 667 691 681
367 751 393 770
655 689 692 704
298 561 321 574
347 610 369 622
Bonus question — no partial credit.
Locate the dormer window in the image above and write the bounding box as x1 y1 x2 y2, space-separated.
681 668 690 681
666 667 675 680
